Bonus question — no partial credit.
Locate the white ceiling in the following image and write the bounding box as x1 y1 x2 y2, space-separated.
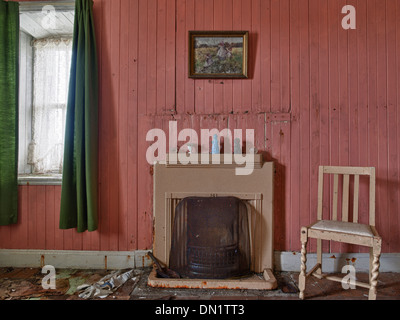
20 3 74 39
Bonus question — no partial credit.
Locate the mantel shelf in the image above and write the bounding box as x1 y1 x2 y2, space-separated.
163 153 263 168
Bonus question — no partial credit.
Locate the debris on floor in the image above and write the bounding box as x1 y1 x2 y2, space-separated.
0 267 70 300
0 267 399 300
77 269 137 299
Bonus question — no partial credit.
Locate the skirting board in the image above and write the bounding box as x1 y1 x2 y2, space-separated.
0 250 399 273
0 249 153 270
274 251 400 273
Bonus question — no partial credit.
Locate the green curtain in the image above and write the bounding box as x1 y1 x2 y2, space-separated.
0 1 19 226
60 0 98 232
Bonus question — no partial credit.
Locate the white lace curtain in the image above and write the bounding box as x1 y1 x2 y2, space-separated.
29 37 72 173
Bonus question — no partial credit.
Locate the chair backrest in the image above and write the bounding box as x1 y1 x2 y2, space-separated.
317 166 376 226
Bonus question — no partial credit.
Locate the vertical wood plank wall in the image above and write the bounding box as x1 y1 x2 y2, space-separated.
1 0 400 254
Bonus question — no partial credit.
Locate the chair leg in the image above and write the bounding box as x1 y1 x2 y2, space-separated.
368 240 381 300
299 228 308 299
316 239 322 275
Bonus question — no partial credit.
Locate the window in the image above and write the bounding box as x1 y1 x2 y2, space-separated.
29 37 72 173
18 2 74 181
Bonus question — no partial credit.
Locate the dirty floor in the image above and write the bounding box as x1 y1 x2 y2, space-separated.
0 267 399 301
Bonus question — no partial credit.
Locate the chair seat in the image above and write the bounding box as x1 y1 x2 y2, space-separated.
310 220 374 237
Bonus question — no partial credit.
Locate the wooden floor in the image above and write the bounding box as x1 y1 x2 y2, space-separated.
0 267 399 301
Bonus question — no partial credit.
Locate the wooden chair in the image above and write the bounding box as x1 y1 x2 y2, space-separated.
298 166 382 300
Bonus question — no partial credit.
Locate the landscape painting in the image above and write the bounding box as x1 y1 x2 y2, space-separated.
189 31 248 79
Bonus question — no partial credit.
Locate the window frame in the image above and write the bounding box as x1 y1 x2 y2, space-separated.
17 1 75 185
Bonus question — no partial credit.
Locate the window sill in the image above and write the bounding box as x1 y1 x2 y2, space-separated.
18 174 62 186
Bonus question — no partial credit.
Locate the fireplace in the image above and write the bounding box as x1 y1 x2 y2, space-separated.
149 154 277 289
169 196 251 279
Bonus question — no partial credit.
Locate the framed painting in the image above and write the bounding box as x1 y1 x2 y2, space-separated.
188 31 248 79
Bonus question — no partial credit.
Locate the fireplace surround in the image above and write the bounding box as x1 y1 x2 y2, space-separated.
149 154 277 289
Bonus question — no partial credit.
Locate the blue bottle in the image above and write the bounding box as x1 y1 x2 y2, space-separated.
211 134 220 154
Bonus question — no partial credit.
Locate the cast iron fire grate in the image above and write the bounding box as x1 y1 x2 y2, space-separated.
169 196 251 279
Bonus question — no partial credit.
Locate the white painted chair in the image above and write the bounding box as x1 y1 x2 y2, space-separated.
298 166 382 300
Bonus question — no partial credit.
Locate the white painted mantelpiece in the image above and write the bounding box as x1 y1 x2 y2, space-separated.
150 154 277 289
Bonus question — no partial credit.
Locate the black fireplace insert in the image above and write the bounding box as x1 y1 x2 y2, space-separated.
169 196 251 279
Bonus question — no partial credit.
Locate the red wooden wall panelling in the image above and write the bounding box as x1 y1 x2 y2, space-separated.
1 0 400 255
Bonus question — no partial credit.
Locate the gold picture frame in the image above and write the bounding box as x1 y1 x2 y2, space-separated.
188 31 248 79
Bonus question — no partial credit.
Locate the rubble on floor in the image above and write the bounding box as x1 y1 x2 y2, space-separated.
0 267 399 300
